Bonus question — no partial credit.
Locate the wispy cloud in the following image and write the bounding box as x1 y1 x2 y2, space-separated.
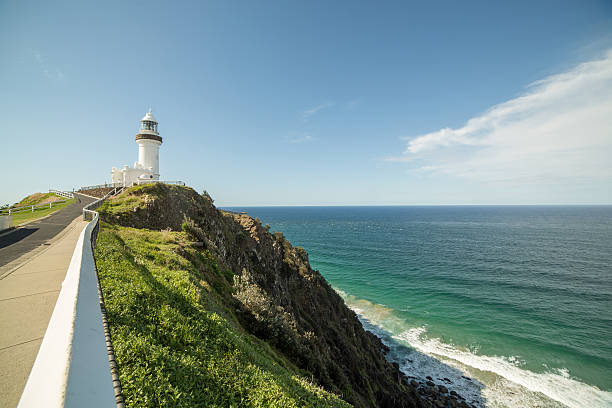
289 134 313 144
301 101 335 120
32 50 64 80
395 50 612 191
346 98 363 109
383 155 413 163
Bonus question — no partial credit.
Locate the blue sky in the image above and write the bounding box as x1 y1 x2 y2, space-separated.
1 1 611 206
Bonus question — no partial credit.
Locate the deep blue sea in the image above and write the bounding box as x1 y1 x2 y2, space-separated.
226 206 612 408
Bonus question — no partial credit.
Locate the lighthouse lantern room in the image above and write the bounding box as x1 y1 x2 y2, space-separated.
112 109 163 186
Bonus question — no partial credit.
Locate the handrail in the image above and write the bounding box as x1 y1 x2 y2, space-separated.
79 181 185 191
1 199 71 216
83 187 123 221
1 190 74 215
18 189 125 408
136 179 185 186
49 189 75 199
78 182 124 192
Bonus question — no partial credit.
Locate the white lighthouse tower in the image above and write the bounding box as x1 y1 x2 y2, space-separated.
135 109 162 179
111 109 163 186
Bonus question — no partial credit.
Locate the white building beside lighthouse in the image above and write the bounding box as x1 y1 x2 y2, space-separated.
111 109 163 186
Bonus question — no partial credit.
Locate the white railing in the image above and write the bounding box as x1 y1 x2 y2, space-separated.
135 179 185 186
1 199 71 216
18 188 125 408
82 187 123 221
79 180 185 190
49 189 74 199
78 183 124 192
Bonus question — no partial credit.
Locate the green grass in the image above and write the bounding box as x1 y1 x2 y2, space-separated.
99 183 194 218
10 198 75 226
95 223 351 408
14 192 62 207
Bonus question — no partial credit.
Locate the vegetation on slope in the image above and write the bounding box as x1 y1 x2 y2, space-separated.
10 198 74 226
13 192 64 207
2 192 75 226
96 183 423 408
95 223 350 408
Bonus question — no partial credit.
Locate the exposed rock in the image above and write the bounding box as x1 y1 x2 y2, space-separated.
78 187 115 198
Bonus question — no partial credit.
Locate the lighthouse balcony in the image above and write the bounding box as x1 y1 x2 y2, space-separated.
135 133 163 143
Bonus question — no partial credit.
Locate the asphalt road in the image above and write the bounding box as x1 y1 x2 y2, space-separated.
0 194 96 268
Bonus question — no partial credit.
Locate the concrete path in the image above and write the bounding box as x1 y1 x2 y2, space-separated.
0 194 95 270
0 194 94 408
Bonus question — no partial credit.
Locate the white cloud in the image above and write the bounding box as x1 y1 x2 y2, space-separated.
383 155 414 162
32 50 64 80
346 98 363 109
289 134 313 144
301 101 335 120
397 50 612 195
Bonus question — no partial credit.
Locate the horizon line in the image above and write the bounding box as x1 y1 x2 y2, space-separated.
218 203 612 208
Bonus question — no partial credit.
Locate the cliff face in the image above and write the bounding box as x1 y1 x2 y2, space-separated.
99 184 423 408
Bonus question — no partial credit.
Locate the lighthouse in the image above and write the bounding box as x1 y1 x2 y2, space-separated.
135 109 162 179
111 109 163 186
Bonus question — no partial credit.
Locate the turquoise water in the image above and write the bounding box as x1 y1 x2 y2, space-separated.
227 206 612 408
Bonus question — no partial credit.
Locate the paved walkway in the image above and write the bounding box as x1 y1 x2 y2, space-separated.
0 194 95 270
0 194 94 408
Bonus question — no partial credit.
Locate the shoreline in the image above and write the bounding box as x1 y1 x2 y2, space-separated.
337 288 612 408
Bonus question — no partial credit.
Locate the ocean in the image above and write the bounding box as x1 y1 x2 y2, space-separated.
225 206 612 408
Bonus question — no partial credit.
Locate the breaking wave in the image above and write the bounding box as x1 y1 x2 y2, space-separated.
337 289 612 408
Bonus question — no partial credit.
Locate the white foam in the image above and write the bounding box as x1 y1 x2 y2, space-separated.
335 289 612 408
396 327 612 408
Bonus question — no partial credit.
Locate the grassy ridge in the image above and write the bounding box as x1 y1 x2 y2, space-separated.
10 198 75 226
95 222 351 408
14 192 63 207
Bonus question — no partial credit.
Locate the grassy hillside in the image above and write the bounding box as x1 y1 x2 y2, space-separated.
10 198 74 226
95 223 351 408
13 192 64 207
4 192 75 226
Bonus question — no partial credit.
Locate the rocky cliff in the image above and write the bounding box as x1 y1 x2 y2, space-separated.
97 184 462 408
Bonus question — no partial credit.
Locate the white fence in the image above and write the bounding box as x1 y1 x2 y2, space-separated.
79 180 185 191
1 190 74 216
83 187 123 221
136 179 185 186
49 189 74 199
18 189 125 408
78 183 124 191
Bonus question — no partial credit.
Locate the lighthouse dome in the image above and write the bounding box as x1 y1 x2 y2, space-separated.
137 108 162 142
141 109 157 123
